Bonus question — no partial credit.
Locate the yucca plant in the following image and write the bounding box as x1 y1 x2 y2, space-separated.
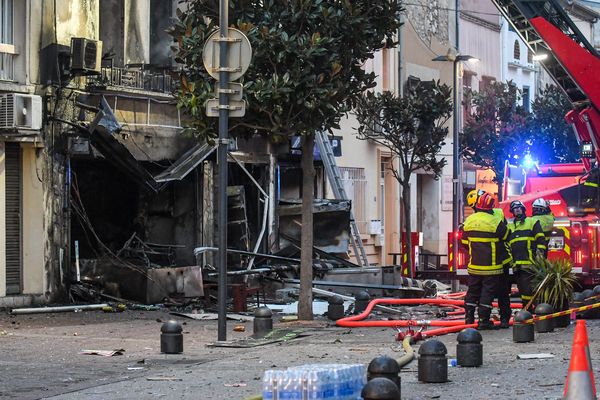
524 256 578 311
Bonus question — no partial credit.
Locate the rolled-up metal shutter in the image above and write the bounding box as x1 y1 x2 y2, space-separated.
5 143 21 294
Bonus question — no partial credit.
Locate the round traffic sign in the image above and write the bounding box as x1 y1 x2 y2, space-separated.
203 28 252 81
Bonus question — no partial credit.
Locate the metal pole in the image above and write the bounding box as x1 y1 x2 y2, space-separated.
452 60 460 293
217 0 230 342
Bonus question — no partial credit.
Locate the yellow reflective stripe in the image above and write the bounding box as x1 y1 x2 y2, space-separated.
521 295 533 300
461 239 468 245
561 227 570 240
468 237 499 243
584 181 599 187
467 267 503 275
508 236 534 244
538 244 547 249
491 242 496 265
514 260 533 265
564 244 571 255
534 233 545 239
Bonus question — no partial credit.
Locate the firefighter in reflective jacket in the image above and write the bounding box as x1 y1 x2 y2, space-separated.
582 166 599 207
461 193 510 330
467 189 512 327
508 200 546 307
531 198 555 256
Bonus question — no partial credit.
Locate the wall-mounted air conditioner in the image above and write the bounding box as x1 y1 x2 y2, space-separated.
70 38 102 74
0 93 43 130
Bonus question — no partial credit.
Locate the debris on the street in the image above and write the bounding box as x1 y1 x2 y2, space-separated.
208 328 309 348
11 304 110 315
170 312 253 322
233 325 246 332
79 349 125 357
517 353 555 359
146 376 183 382
224 383 247 387
127 367 144 371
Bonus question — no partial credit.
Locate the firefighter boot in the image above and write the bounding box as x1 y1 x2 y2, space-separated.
477 306 495 330
499 316 511 329
465 305 476 325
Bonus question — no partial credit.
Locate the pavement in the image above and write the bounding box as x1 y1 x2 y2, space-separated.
0 306 597 400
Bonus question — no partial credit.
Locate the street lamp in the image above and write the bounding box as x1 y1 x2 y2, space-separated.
432 53 478 284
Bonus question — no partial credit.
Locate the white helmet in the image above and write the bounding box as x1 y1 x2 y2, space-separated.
532 198 550 215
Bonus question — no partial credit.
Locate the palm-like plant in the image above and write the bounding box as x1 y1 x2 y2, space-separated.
524 256 578 310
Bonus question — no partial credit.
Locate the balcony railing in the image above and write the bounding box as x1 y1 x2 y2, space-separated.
87 66 176 94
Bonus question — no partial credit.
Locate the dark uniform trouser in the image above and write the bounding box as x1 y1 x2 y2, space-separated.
497 265 512 322
465 274 500 321
515 269 534 307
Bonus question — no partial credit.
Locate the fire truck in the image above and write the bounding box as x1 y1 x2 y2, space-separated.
450 0 600 285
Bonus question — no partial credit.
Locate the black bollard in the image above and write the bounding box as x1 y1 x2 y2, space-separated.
327 295 345 321
355 291 371 314
160 320 183 354
418 339 448 383
456 328 483 367
587 286 600 319
581 289 594 319
361 377 401 400
534 303 554 333
571 292 585 319
367 356 401 392
253 306 273 338
513 310 535 343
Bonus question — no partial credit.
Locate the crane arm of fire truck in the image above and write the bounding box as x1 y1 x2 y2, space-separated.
491 0 600 168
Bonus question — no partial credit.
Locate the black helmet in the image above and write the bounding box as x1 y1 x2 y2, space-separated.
510 200 526 214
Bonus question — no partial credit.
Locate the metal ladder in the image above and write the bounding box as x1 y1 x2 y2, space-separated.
315 131 370 267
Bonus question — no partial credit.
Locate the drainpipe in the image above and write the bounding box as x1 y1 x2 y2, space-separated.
397 5 404 97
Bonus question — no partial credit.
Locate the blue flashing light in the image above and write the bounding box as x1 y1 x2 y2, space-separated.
523 154 536 169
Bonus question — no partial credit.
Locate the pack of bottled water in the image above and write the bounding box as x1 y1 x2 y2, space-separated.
262 363 366 399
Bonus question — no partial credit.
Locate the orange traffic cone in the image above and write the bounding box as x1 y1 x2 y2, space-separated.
564 320 597 399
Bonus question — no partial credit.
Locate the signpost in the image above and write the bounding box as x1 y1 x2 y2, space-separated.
202 14 252 341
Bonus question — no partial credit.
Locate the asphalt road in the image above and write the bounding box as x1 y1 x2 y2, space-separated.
0 307 596 399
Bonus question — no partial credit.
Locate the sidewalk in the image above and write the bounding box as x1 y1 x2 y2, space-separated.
0 309 594 399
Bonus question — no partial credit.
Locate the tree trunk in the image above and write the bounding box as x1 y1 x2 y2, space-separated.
401 181 413 278
298 134 315 320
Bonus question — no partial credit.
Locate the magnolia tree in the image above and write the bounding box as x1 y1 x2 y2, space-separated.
354 81 452 276
462 81 528 200
170 0 401 319
527 84 579 164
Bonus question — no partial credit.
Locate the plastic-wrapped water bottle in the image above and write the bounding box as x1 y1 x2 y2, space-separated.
262 370 275 400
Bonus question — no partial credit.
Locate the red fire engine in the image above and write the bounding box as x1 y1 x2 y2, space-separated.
450 0 600 285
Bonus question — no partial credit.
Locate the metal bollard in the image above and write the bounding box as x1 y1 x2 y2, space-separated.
361 377 401 400
418 339 448 383
160 320 183 354
327 295 345 321
581 289 594 319
355 291 371 314
571 292 585 319
513 310 535 343
367 355 401 392
586 286 600 319
534 303 554 333
456 328 483 367
253 306 273 338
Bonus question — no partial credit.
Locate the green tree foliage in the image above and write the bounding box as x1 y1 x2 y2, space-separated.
170 0 401 320
355 81 452 276
462 81 528 199
527 84 579 164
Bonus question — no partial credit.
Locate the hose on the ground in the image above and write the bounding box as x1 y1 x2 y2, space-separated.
396 335 415 368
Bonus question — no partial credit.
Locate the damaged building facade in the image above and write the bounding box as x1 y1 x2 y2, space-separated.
0 0 342 306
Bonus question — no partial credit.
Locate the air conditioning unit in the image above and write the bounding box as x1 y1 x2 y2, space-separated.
0 93 43 130
70 38 102 74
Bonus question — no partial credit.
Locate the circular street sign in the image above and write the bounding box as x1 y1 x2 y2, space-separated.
203 28 253 81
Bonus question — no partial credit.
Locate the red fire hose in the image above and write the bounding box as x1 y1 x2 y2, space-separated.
336 297 523 341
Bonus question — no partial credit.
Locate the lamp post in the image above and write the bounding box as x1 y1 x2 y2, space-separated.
432 53 478 286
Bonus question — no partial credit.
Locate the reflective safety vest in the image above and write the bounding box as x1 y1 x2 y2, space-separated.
461 211 510 276
493 208 512 267
532 214 555 237
508 217 546 267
